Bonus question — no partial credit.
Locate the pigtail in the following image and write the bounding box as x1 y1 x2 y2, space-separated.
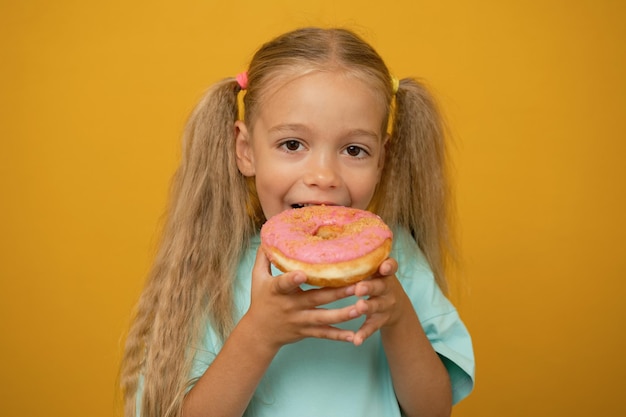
121 78 254 417
377 78 452 293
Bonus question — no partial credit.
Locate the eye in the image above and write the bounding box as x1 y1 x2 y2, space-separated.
344 145 369 158
280 139 303 152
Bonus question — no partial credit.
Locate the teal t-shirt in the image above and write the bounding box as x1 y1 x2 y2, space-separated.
187 228 475 416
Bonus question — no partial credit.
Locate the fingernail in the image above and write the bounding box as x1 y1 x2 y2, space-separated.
349 309 359 318
345 285 355 296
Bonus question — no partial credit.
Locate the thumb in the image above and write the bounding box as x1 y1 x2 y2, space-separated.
274 269 307 294
254 248 306 294
251 247 273 290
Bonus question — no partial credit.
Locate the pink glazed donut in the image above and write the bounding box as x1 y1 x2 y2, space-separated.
260 205 393 287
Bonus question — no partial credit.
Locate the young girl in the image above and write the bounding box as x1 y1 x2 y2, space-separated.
121 27 474 417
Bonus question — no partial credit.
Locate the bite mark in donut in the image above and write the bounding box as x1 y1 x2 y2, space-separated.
260 205 393 287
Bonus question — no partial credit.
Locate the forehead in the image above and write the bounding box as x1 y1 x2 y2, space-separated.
247 70 388 131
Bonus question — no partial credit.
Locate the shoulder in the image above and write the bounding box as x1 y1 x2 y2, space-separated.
390 227 432 277
390 227 441 301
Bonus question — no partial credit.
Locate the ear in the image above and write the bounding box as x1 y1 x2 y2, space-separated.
235 120 255 177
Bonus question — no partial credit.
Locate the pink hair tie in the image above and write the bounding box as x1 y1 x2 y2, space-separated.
236 71 248 90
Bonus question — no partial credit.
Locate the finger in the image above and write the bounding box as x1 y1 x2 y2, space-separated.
355 269 403 297
351 300 389 346
352 320 379 346
352 297 371 316
252 247 272 277
250 249 273 297
294 303 363 327
354 277 387 297
377 257 398 277
354 289 398 319
302 326 356 343
274 270 307 294
300 285 357 308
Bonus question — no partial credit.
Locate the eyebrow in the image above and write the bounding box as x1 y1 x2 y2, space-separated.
267 123 310 135
268 123 380 140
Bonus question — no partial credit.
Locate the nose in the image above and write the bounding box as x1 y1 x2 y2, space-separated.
303 154 340 189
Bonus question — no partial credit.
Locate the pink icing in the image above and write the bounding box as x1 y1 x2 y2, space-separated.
260 206 392 263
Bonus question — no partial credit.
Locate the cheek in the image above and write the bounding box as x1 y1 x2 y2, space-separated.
350 171 382 209
254 159 288 185
253 163 290 198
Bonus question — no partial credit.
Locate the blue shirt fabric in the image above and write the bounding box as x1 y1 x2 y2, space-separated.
188 228 475 416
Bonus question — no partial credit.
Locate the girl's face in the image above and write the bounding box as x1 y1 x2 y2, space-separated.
235 71 387 220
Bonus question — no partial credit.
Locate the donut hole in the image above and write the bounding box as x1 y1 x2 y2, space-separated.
314 225 344 240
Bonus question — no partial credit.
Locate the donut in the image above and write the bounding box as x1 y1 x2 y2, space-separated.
260 205 393 287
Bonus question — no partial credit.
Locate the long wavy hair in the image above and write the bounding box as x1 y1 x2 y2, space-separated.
120 27 454 417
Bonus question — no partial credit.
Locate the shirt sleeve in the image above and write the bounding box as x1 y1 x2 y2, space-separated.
392 228 475 404
188 325 221 385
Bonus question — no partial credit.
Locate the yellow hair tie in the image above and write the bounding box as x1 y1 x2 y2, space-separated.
391 76 400 94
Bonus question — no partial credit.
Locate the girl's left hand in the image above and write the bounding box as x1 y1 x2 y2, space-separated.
346 257 406 346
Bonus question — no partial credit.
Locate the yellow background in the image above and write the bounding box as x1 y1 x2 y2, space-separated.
1 1 625 416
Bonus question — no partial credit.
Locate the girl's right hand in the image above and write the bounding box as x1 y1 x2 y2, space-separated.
245 248 358 350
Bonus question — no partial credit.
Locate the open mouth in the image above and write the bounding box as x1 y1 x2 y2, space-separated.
291 203 335 209
291 203 314 209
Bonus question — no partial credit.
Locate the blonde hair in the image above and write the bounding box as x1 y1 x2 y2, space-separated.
120 27 454 417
